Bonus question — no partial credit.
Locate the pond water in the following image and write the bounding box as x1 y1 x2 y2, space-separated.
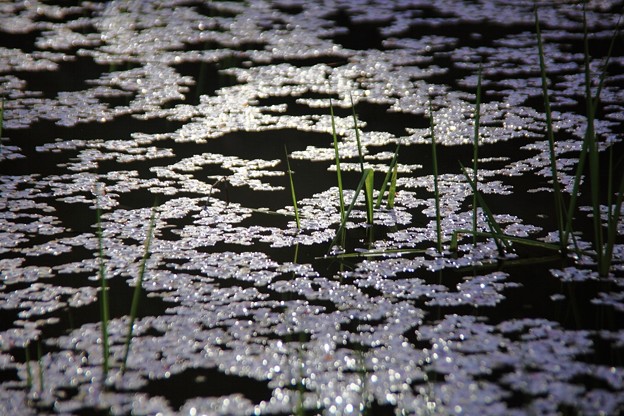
1 0 623 415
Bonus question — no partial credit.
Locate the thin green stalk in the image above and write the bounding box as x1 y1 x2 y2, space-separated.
121 204 158 374
607 146 614 226
472 65 483 246
25 343 32 390
375 145 400 209
429 101 442 253
37 339 43 393
562 12 620 252
0 97 4 148
96 192 110 380
330 100 346 223
603 170 624 276
459 162 511 254
327 247 427 259
351 93 375 224
535 7 566 250
284 146 301 229
349 93 365 172
327 169 373 253
364 168 374 225
582 4 605 272
451 229 565 253
387 162 398 209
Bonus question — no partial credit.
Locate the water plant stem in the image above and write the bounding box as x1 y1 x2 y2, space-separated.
327 169 374 253
582 4 605 272
121 203 158 374
472 65 483 246
387 162 398 209
96 191 110 380
37 339 43 393
561 10 620 267
330 100 346 223
0 97 4 148
25 343 32 390
535 7 566 251
429 100 443 253
284 146 301 229
459 162 512 254
364 168 374 225
375 145 400 209
350 93 365 172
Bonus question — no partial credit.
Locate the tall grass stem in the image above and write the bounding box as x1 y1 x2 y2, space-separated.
96 191 110 380
535 7 566 250
472 65 483 246
284 147 301 229
330 100 346 223
375 145 400 209
121 203 158 374
429 100 442 253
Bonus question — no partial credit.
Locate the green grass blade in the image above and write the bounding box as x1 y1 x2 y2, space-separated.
96 192 110 380
386 163 398 209
459 162 511 254
327 169 372 253
25 343 32 390
0 97 4 147
562 13 620 251
451 228 563 252
121 203 158 374
535 7 566 249
602 171 624 275
472 64 483 246
429 101 442 253
284 146 301 229
375 145 400 209
581 4 604 271
349 93 365 172
37 339 44 392
329 247 427 259
330 100 346 223
364 168 374 225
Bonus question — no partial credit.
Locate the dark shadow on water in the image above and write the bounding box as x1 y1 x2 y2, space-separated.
171 59 242 106
328 9 388 51
136 367 273 410
12 56 112 99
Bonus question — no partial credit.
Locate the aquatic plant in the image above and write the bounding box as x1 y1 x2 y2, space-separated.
328 168 374 253
428 100 443 253
350 93 365 172
36 340 43 394
579 6 624 276
330 100 346 224
535 7 566 251
24 343 32 391
456 162 511 255
121 204 158 374
284 147 301 229
364 168 374 226
472 65 482 246
375 145 400 209
0 97 4 149
536 5 623 275
95 190 110 380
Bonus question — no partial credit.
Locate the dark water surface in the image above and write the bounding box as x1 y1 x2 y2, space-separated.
1 1 623 415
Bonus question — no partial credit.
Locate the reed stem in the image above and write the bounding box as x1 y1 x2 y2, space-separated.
429 100 443 253
96 191 110 380
121 203 158 374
